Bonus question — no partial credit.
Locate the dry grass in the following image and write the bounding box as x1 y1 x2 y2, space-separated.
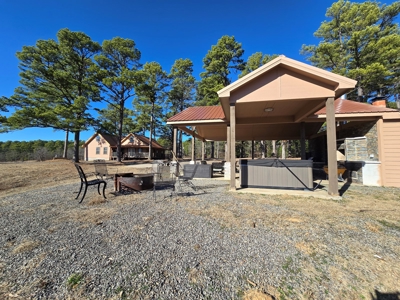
0 159 144 198
87 195 107 205
243 289 275 300
20 253 47 273
55 206 116 227
12 239 41 254
1 160 400 299
180 186 400 299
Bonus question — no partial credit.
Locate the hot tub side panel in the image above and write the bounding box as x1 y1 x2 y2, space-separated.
240 159 313 190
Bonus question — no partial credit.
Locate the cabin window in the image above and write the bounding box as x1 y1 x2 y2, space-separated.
96 147 100 155
103 147 108 155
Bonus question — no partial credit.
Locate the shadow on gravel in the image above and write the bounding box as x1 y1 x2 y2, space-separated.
176 191 207 198
371 289 400 300
110 190 142 196
339 181 352 196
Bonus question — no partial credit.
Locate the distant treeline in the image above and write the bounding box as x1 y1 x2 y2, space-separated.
0 140 84 162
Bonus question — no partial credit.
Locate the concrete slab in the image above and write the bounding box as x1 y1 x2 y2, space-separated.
230 179 354 200
121 161 349 200
232 186 342 200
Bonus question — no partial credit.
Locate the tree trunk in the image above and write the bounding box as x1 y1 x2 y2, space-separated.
357 84 364 102
63 129 69 159
148 118 153 160
73 131 80 163
148 103 154 160
260 140 265 158
272 140 276 156
211 141 215 158
117 102 124 162
281 140 287 159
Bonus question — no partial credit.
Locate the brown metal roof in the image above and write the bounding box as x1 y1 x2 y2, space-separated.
120 133 165 149
135 134 165 149
82 132 120 147
315 98 398 115
83 132 165 149
167 106 225 122
101 133 120 146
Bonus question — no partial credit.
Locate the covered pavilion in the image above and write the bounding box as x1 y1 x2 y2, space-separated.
167 56 400 195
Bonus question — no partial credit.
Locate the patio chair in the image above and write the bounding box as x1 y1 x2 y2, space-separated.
176 164 198 193
152 162 176 201
74 164 107 203
212 161 225 174
93 159 114 181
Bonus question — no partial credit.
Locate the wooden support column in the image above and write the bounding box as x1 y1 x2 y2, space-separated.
191 136 195 161
226 125 230 161
251 140 255 159
230 104 236 190
300 122 306 160
172 127 179 175
173 127 177 157
201 141 205 161
326 97 338 195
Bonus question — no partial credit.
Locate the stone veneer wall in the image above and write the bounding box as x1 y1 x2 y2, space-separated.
336 121 379 161
309 121 379 183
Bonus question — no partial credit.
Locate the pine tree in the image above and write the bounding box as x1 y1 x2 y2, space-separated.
302 0 400 102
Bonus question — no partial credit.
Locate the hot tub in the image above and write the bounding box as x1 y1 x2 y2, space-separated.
240 159 313 190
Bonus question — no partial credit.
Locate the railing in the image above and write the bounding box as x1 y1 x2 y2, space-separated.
112 152 165 160
125 152 149 159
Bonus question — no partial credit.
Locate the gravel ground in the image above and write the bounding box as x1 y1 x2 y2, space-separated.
0 179 399 299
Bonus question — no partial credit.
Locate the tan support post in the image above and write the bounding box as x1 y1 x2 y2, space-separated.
191 136 195 161
226 125 230 161
300 122 306 160
326 97 338 195
376 118 385 186
172 127 178 174
230 105 236 190
173 127 177 158
201 141 205 161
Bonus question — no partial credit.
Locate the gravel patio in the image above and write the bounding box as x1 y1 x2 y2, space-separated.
1 176 399 299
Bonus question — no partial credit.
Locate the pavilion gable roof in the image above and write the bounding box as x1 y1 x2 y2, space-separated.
217 55 357 100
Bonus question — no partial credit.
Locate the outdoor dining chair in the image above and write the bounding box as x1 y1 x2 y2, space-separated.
74 164 107 203
152 162 177 201
93 159 114 181
176 164 198 193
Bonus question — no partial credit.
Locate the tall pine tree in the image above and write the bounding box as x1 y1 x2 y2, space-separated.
302 0 400 102
95 37 141 162
4 28 101 162
133 62 169 160
168 58 196 157
197 36 245 106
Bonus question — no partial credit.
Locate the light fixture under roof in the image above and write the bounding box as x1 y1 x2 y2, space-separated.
264 107 274 112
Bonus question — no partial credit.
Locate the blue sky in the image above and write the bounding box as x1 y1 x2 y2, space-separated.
1 0 398 142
